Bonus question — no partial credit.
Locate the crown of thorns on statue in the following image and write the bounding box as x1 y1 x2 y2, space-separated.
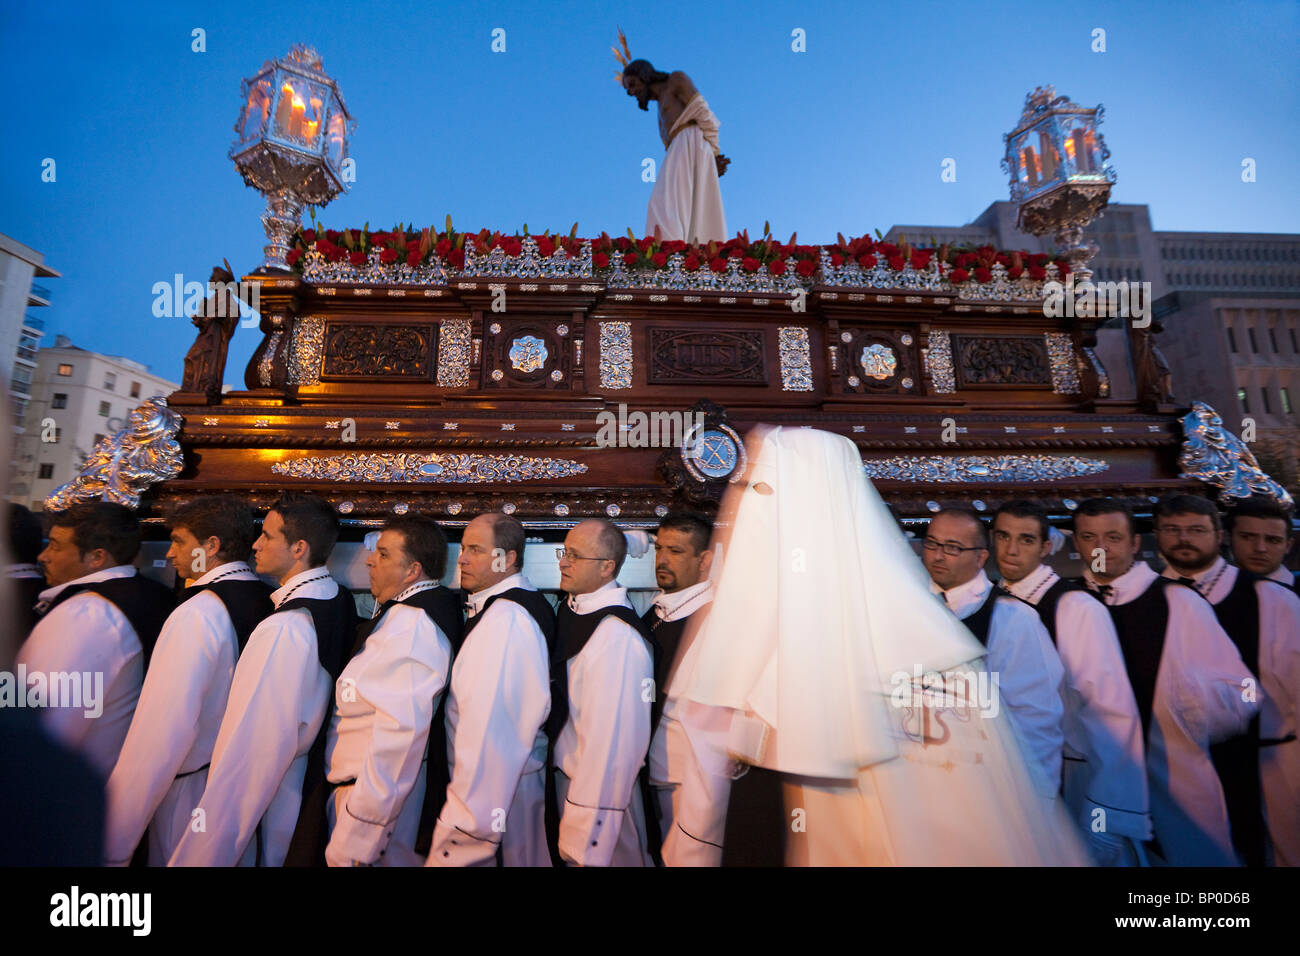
612 28 668 87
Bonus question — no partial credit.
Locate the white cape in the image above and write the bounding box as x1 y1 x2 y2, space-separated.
678 425 1087 865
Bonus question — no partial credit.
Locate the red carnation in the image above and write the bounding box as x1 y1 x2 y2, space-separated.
435 239 452 258
615 237 632 252
888 255 906 272
1008 265 1024 279
406 239 420 251
974 266 992 283
623 251 638 266
769 258 786 275
380 248 399 264
795 259 816 277
728 247 744 259
447 248 465 269
830 253 844 268
594 252 610 268
349 250 366 267
742 256 760 272
1028 264 1046 280
857 253 876 269
877 242 899 258
286 248 302 266
325 229 341 243
911 252 932 270
995 253 1011 266
683 255 700 271
652 251 668 268
637 236 654 252
950 268 970 283
507 238 524 257
710 257 728 273
301 229 316 244
1031 253 1050 267
536 236 556 258
407 250 422 268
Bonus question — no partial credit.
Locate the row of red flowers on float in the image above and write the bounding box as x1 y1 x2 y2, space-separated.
285 224 1073 283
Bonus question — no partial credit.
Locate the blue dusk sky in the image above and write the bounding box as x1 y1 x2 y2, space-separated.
2 0 1296 388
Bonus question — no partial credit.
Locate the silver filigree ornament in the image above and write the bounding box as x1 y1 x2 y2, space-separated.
46 397 185 511
1178 401 1293 509
861 453 1108 483
271 451 590 483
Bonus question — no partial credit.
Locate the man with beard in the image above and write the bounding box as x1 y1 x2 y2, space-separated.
1155 495 1300 866
1074 497 1257 865
617 35 729 244
991 500 1150 865
1227 496 1296 591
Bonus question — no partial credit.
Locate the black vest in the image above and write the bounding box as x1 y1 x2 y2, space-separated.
546 599 656 866
41 573 176 669
960 588 999 647
1033 577 1090 646
1209 569 1266 867
1105 577 1178 741
280 581 359 867
640 601 711 734
176 578 275 654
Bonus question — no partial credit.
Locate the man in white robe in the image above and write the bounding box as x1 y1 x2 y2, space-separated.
1155 495 1300 866
992 500 1151 866
922 508 1065 796
19 502 173 779
105 496 271 865
326 515 456 867
621 59 728 244
427 513 552 867
170 493 353 866
678 426 1088 865
1074 497 1258 866
551 518 655 866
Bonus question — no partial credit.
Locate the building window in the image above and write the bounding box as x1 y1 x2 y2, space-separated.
1238 387 1250 413
51 393 67 409
98 401 110 417
1291 328 1298 352
104 372 116 390
1262 388 1272 414
38 464 53 479
1228 328 1238 352
1270 328 1279 352
1249 328 1259 352
1282 387 1293 415
57 363 73 376
130 381 141 398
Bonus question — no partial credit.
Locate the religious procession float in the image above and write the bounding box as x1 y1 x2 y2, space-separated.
48 46 1289 586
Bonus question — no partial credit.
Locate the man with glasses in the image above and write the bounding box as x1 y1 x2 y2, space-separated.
548 518 655 866
1075 497 1256 865
1155 495 1300 866
921 507 1065 796
991 500 1149 866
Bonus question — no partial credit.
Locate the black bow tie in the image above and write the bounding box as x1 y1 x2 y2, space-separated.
1177 576 1197 587
1094 583 1115 599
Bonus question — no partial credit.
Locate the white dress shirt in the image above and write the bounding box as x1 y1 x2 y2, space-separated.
1266 565 1296 588
18 565 144 778
1085 560 1258 865
1005 563 1151 844
554 580 655 866
325 580 452 866
427 572 551 867
169 568 341 867
104 561 260 865
1161 556 1300 865
931 569 1065 795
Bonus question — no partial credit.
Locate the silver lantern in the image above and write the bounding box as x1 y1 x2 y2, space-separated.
230 44 355 271
1001 85 1115 282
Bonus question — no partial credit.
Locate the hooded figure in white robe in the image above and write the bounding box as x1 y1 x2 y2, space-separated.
676 426 1088 865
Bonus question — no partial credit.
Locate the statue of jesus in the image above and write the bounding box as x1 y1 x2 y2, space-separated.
618 42 729 245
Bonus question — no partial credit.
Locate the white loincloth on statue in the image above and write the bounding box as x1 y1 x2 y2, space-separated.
646 94 727 244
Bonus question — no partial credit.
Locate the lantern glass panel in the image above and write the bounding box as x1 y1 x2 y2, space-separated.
273 76 328 149
238 75 274 143
326 111 348 169
1061 116 1101 177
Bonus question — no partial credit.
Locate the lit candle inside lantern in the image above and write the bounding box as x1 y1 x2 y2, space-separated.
275 82 294 134
290 94 305 138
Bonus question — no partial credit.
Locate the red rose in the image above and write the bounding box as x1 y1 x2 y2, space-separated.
435 239 452 257
619 251 635 266
447 248 465 269
1028 264 1046 280
710 257 728 273
742 256 760 272
368 232 385 246
301 229 316 244
508 238 525 256
726 247 743 259
888 255 906 271
349 250 366 266
536 236 556 258
652 251 668 268
995 253 1010 266
407 250 422 268
950 268 970 283
636 236 654 252
615 237 632 252
683 255 700 271
325 229 341 243
911 252 932 270
974 266 992 283
769 258 786 275
1008 265 1024 279
380 248 399 264
795 259 815 277
856 253 876 269
593 251 610 268
830 253 845 268
286 248 302 266
406 239 420 251
877 242 899 259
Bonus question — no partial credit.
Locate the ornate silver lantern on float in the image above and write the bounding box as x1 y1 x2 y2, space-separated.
1001 85 1115 282
230 44 355 271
